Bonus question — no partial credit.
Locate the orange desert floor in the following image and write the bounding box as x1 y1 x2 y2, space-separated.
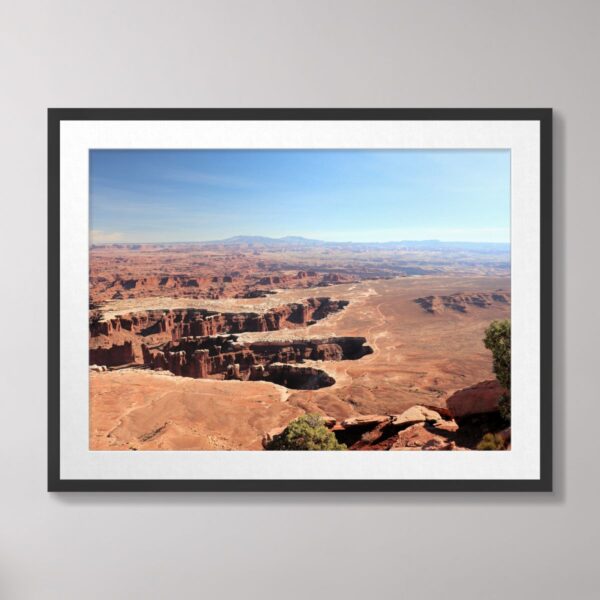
90 274 510 450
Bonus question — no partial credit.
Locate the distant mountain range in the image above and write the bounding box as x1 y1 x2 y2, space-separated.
215 235 320 246
94 235 510 253
207 235 510 252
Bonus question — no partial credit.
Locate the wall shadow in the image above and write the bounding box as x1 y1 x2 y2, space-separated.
56 112 566 509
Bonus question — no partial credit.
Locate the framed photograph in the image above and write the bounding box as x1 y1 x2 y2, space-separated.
48 108 552 492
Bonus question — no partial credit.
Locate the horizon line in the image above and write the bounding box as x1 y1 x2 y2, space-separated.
89 235 511 246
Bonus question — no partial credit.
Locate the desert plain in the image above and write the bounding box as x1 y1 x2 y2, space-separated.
89 238 511 451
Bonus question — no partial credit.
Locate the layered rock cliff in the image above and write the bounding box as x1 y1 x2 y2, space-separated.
141 334 372 389
89 297 349 367
89 341 135 367
91 297 348 340
414 291 511 314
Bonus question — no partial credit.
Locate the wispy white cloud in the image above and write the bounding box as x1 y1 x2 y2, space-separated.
164 168 258 189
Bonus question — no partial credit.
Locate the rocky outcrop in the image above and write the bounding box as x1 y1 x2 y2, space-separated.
89 297 350 367
336 407 456 450
262 364 335 390
248 337 372 362
264 394 510 451
444 379 507 419
391 405 443 427
263 405 464 450
143 335 252 379
90 297 348 340
390 422 465 451
90 263 342 303
317 273 355 286
90 239 510 305
89 341 135 367
235 290 277 299
340 415 391 428
414 291 511 314
91 275 211 299
141 334 373 389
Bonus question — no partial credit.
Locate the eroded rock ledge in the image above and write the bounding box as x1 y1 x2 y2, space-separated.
89 297 349 367
91 297 348 338
263 380 510 449
414 290 510 314
90 269 362 303
141 335 373 389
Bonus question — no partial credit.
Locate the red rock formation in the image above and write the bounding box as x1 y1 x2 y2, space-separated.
248 337 372 362
263 364 335 390
89 342 135 367
257 276 281 285
263 406 465 450
414 291 511 314
141 334 372 388
444 379 507 419
317 273 354 286
390 422 465 451
91 298 348 341
263 398 508 451
339 415 391 428
89 297 350 367
142 336 255 379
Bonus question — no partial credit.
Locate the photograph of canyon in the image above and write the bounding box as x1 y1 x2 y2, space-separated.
89 148 511 452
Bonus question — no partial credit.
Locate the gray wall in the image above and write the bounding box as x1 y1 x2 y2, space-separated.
1 1 596 598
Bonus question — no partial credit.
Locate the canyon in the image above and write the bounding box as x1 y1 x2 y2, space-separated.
90 294 372 390
89 238 510 304
89 297 350 368
89 240 511 451
142 335 372 388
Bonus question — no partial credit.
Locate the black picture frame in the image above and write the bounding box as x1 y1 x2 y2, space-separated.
48 108 552 492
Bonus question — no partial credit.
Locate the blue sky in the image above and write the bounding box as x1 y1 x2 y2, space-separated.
89 149 510 244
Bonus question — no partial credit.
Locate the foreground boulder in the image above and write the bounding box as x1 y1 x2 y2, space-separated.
391 422 467 451
340 415 390 428
391 406 442 427
445 379 507 419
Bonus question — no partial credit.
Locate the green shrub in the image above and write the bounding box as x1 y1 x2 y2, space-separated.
483 319 511 389
484 319 511 424
498 393 511 421
266 413 346 451
476 433 506 451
